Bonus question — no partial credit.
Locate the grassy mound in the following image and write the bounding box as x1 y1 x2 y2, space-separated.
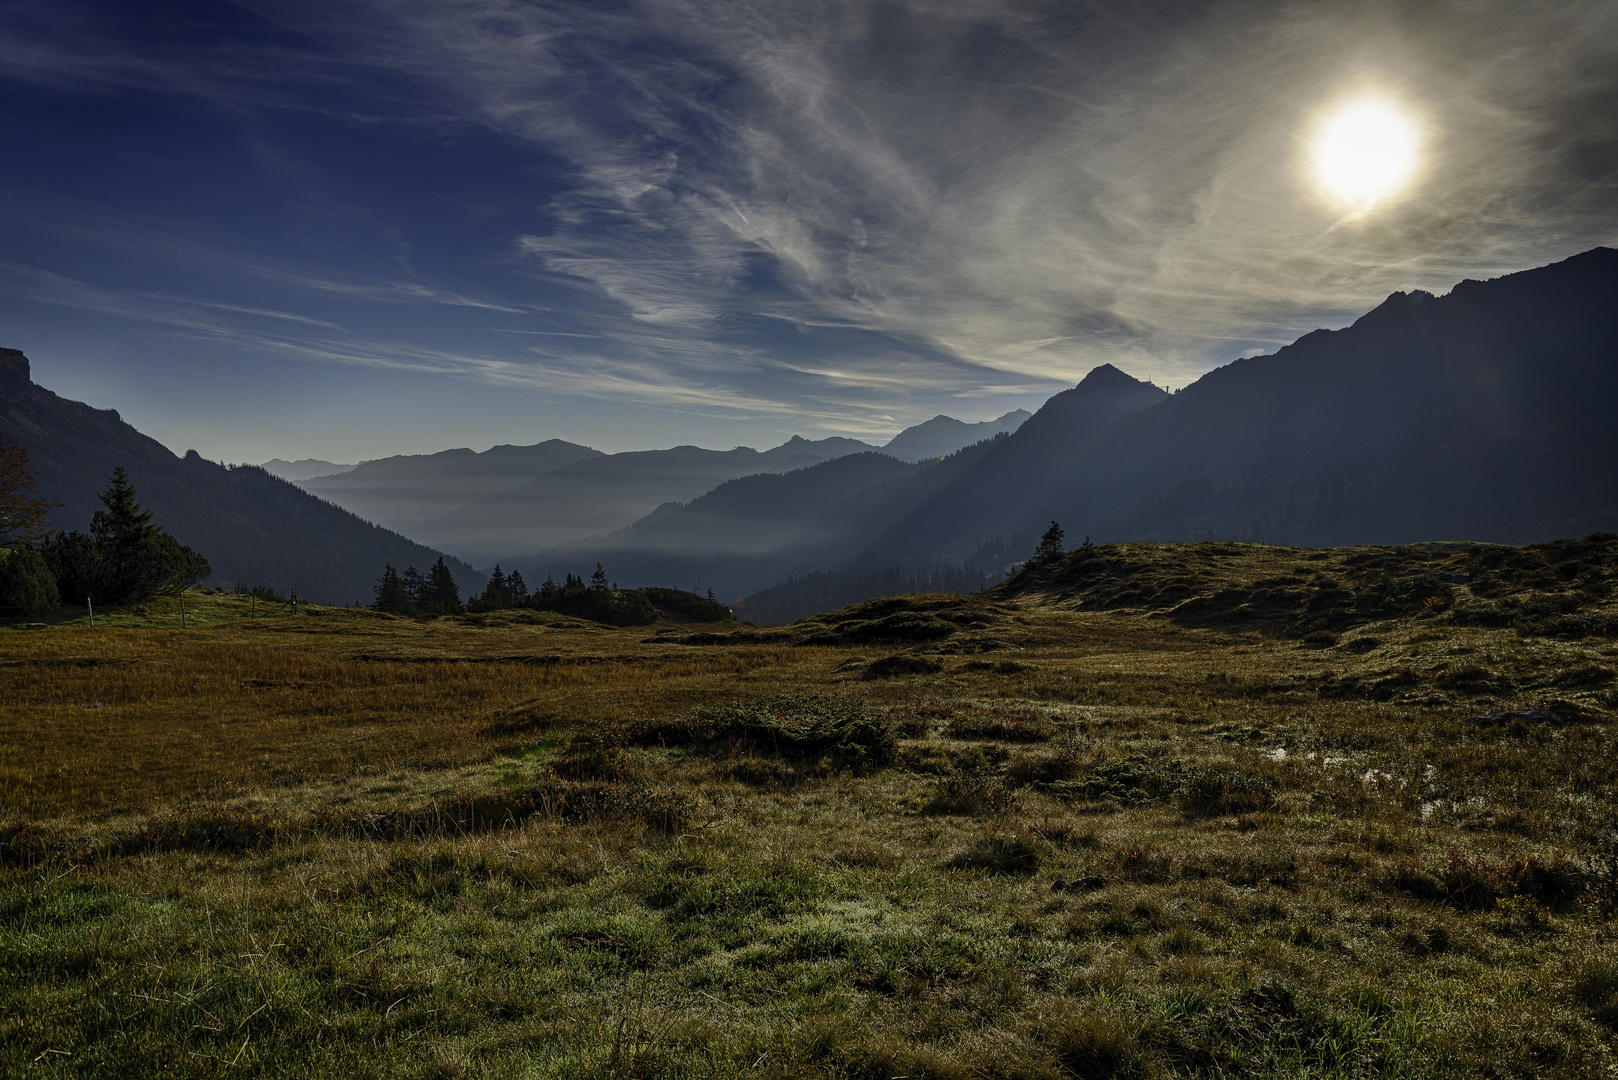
997 534 1618 640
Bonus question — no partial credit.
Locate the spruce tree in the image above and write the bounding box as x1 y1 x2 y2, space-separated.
1033 520 1065 564
401 565 425 610
590 563 609 592
481 565 509 609
507 570 528 606
46 468 209 605
425 557 462 614
371 563 409 613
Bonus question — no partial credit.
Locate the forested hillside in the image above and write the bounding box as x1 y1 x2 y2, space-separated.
0 349 482 605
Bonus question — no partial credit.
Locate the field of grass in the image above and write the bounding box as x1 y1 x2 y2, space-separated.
2 541 1616 1078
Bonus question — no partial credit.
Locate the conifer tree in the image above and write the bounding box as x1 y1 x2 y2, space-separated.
401 565 425 609
44 467 209 605
507 570 528 606
1033 520 1065 564
371 563 410 613
477 565 510 610
425 557 462 613
590 563 609 592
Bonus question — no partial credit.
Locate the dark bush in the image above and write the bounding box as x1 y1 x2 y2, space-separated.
551 734 643 781
130 806 285 855
838 612 958 642
640 586 733 622
862 654 944 679
0 546 58 615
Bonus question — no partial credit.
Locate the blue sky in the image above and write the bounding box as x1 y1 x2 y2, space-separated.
1 0 1614 463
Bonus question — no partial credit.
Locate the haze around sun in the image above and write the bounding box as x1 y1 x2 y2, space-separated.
1310 96 1426 217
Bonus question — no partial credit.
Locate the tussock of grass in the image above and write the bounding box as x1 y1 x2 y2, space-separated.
616 693 895 769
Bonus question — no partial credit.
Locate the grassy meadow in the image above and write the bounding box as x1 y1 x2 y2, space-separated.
2 541 1616 1078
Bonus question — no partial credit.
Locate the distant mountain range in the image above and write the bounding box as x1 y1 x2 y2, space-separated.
8 248 1612 619
262 458 357 482
291 411 1030 565
0 349 482 605
879 410 1030 462
509 247 1618 609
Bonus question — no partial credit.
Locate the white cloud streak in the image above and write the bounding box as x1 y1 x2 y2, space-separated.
268 0 1616 391
5 0 1616 441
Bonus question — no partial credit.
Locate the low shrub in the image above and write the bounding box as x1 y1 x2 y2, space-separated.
551 734 644 781
862 654 944 679
1387 850 1590 912
1046 754 1186 805
837 612 959 643
133 805 286 854
922 767 1018 816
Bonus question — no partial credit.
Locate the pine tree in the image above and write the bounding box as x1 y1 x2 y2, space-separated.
507 570 528 606
45 468 209 605
477 565 510 610
371 563 410 613
424 557 462 614
1033 520 1065 564
401 565 425 610
590 563 609 593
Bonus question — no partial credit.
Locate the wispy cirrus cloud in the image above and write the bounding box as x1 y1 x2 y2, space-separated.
0 0 1614 459
280 0 1618 390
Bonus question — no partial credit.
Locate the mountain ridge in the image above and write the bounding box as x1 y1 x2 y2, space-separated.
0 354 483 605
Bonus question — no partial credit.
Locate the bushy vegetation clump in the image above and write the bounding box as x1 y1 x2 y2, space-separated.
0 463 208 616
0 546 56 616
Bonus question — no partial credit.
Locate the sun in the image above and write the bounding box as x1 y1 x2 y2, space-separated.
1308 96 1424 217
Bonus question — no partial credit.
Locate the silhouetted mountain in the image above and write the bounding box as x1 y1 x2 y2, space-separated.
505 247 1618 607
881 409 1032 461
303 434 875 565
867 246 1618 557
0 348 483 605
261 458 357 482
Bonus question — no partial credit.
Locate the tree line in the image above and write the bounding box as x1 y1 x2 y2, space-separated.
370 559 731 626
1 436 210 617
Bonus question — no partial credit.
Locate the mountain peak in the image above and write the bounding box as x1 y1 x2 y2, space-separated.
0 347 30 394
1075 363 1154 392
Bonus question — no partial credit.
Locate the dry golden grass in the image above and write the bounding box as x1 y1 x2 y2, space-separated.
1 548 1616 1077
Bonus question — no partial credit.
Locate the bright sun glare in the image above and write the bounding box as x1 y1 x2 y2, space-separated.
1310 97 1422 215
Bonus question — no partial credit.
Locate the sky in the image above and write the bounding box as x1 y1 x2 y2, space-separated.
1 0 1614 464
